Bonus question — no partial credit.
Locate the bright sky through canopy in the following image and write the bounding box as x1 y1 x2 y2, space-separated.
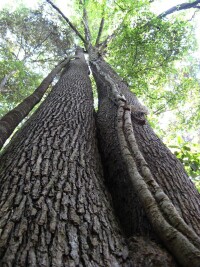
151 0 185 14
0 0 191 14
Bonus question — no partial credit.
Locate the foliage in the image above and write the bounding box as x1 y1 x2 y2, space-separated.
168 136 200 191
108 13 196 103
74 0 200 187
0 6 73 63
193 176 200 192
105 4 200 151
0 3 74 117
0 59 42 116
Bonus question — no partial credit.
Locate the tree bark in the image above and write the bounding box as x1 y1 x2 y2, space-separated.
0 58 70 150
0 49 130 266
1 47 199 266
90 56 200 266
158 0 200 19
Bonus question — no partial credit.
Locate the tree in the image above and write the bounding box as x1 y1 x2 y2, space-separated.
0 5 73 117
0 57 71 149
0 0 200 266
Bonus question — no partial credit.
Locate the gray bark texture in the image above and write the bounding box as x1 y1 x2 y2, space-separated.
0 47 200 266
0 49 130 266
0 58 70 150
90 56 200 267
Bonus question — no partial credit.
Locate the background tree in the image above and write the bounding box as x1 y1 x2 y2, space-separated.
0 4 73 116
0 57 71 149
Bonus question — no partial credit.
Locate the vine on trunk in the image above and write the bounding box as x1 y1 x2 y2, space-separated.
91 58 200 267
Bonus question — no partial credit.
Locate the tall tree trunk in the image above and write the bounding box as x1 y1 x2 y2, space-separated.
0 49 130 266
0 58 70 150
90 55 200 266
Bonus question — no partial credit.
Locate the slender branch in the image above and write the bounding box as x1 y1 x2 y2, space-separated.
45 0 86 44
95 17 105 46
188 9 200 21
98 28 119 50
16 35 23 59
154 106 177 115
82 7 92 47
132 43 138 65
98 6 132 49
114 1 126 11
28 58 58 63
0 57 72 150
158 0 200 19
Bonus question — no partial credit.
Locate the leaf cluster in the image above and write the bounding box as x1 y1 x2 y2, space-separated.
106 8 199 138
169 136 200 190
0 59 42 117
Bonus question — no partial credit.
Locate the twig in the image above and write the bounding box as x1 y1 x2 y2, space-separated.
82 7 91 47
95 17 105 46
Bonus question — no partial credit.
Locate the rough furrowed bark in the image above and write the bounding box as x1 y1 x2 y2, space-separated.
0 57 71 151
0 49 130 267
117 99 200 267
90 56 200 266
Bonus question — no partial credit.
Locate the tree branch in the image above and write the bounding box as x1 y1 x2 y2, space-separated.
0 57 72 150
98 6 132 50
45 0 86 44
82 7 92 48
158 0 200 19
95 17 105 46
114 1 126 11
98 28 119 50
188 9 200 21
